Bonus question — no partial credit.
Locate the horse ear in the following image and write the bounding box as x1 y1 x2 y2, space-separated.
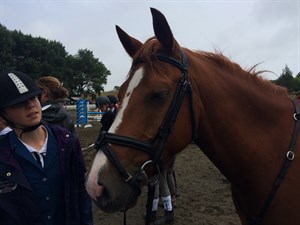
116 25 143 58
150 8 175 51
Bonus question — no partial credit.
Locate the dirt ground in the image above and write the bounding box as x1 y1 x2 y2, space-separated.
76 122 241 225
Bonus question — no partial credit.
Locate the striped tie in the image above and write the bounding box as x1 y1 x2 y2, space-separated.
32 152 45 168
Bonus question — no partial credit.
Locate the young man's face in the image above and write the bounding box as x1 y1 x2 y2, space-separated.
4 96 42 128
99 104 108 112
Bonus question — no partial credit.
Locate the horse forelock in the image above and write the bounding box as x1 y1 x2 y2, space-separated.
124 38 157 81
125 37 171 84
141 37 160 57
131 37 181 68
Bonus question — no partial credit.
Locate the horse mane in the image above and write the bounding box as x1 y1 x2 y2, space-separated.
198 51 247 74
194 50 287 96
137 37 162 62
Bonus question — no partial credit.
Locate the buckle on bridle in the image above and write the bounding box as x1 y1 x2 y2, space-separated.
293 113 300 121
287 151 295 161
139 160 160 186
123 173 133 182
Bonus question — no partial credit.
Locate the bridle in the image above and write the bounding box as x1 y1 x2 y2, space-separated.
94 49 197 209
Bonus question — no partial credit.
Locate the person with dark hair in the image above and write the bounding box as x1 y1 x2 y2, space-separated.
107 95 119 116
36 76 76 135
96 96 115 133
0 71 93 225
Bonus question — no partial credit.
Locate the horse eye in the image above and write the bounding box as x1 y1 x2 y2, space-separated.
150 90 169 101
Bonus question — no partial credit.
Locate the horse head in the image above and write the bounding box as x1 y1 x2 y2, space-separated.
86 8 197 212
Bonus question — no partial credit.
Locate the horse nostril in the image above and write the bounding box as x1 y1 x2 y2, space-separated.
85 175 104 201
95 185 104 199
97 180 102 186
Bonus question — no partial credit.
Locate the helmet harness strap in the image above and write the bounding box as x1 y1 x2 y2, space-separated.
0 113 42 138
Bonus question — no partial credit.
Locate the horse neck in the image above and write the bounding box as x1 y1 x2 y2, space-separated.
190 59 294 185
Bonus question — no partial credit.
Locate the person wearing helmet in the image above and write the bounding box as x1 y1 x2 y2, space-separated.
96 96 115 133
95 96 110 111
107 95 119 116
0 71 93 225
36 76 76 136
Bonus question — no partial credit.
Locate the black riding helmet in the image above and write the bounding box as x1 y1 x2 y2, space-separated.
107 95 118 105
95 96 111 108
0 71 43 108
0 71 43 134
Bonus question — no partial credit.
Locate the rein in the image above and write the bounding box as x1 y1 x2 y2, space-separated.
94 49 197 225
246 99 300 225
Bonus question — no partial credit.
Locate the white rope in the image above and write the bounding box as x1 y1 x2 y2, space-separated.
82 143 95 151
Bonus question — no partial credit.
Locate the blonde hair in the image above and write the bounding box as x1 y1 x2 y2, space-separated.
36 76 69 100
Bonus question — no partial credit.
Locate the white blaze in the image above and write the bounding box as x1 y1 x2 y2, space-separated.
86 68 144 199
85 151 106 200
109 68 144 133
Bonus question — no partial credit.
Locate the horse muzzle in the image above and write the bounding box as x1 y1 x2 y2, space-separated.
85 152 143 212
94 174 141 212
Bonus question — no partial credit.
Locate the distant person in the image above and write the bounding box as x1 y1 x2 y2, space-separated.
166 156 179 207
0 71 93 225
95 96 115 132
36 76 76 135
147 169 175 224
145 156 179 224
107 95 119 116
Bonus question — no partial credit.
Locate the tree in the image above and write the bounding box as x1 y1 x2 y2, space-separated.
273 65 297 93
294 72 300 94
67 49 111 97
0 24 15 70
0 24 110 97
113 86 120 91
1 27 68 80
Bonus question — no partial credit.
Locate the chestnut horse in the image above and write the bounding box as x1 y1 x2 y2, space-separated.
86 8 300 225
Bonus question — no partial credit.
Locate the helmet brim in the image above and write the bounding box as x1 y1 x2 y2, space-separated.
2 89 43 108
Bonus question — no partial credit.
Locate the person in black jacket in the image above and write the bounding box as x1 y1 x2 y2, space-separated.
107 95 119 116
36 76 76 135
96 96 115 132
0 71 93 225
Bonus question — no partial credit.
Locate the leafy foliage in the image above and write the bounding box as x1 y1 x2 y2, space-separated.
273 65 300 94
66 49 110 97
113 86 120 91
0 24 111 97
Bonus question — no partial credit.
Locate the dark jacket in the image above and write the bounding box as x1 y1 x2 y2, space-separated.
42 100 76 135
100 110 115 132
0 126 93 225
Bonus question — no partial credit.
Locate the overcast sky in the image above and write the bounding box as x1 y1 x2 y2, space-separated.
1 0 299 91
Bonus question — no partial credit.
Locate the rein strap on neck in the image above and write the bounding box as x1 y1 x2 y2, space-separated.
247 99 300 225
